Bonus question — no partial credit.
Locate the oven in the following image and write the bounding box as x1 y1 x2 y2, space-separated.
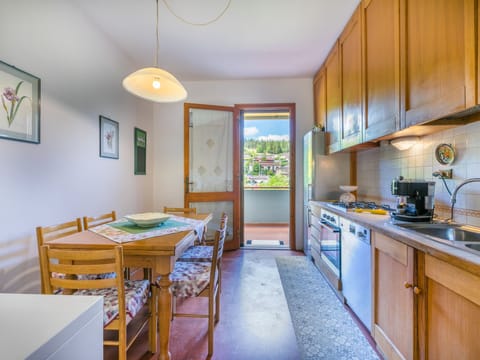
319 209 341 277
310 208 342 290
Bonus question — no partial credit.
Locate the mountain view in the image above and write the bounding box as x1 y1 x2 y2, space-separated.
243 119 290 188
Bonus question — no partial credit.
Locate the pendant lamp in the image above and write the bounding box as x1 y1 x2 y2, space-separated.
122 0 187 103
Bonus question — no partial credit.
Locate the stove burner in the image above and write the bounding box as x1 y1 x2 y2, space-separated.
329 201 393 212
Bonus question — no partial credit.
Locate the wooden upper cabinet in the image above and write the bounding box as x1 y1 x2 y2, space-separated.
362 0 400 141
401 0 476 127
339 6 363 149
313 68 326 128
325 42 342 154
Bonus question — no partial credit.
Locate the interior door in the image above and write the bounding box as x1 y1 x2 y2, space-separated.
184 103 240 250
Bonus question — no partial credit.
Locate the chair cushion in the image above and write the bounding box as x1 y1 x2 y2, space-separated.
73 279 150 326
77 272 116 280
177 245 213 263
169 262 211 298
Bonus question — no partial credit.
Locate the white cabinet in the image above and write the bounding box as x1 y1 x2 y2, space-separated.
0 294 103 360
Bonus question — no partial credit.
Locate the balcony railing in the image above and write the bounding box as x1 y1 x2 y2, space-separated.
244 187 289 224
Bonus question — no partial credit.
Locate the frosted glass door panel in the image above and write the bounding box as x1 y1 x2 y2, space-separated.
189 109 233 192
190 201 233 243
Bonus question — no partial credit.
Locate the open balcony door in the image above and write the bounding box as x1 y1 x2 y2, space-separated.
184 103 240 250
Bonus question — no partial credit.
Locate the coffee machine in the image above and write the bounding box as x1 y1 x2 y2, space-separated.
391 176 435 222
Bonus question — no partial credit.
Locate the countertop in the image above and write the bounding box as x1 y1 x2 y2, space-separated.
0 293 103 360
310 201 480 276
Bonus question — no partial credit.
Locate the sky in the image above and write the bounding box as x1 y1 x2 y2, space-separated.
244 119 289 141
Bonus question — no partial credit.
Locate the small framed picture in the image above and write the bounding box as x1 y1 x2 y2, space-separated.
0 60 41 144
99 115 119 159
134 127 146 175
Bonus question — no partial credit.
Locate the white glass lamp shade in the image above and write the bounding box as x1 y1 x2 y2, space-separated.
122 67 188 103
390 136 420 151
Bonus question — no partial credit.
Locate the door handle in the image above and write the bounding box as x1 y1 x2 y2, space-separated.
185 177 194 193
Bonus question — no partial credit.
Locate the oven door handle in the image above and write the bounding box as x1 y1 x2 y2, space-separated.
319 220 340 233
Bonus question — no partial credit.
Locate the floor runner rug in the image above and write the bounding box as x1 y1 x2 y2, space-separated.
276 256 379 360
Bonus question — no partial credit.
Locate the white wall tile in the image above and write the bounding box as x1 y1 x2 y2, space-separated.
358 123 480 225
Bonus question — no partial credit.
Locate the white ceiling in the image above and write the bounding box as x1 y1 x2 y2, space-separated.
72 0 359 81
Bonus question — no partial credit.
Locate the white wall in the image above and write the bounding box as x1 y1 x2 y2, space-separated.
153 79 314 249
0 1 154 293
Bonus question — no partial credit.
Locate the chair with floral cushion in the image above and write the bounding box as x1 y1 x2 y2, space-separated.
164 206 206 243
167 226 226 357
36 218 83 293
82 210 133 279
163 206 197 216
40 245 156 360
178 213 228 263
82 210 116 230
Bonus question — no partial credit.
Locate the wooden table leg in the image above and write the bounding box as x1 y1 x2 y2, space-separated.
157 274 172 360
148 285 158 353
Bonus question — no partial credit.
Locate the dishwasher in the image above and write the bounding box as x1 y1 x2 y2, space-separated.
340 217 372 331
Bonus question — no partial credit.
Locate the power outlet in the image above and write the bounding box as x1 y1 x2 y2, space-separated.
433 169 453 179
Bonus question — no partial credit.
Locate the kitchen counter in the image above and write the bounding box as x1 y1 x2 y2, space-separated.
0 293 103 360
310 201 480 276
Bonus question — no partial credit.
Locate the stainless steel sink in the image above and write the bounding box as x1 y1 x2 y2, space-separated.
392 222 480 255
395 223 480 242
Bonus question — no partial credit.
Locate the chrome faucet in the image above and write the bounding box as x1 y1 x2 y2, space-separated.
450 178 480 222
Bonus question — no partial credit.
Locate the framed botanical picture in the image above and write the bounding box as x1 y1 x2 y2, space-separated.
99 115 119 159
0 60 41 144
134 127 146 175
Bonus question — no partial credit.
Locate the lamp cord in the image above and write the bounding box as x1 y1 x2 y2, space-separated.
155 0 159 67
162 0 232 26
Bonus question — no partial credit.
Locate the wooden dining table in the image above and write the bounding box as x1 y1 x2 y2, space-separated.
46 212 212 360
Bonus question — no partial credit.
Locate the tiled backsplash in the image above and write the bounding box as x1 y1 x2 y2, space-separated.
357 121 480 226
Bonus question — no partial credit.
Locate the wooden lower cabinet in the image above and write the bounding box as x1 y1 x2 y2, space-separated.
373 232 415 360
373 232 480 360
420 254 480 359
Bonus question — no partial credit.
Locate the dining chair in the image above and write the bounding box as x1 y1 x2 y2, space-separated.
163 206 197 215
36 218 83 293
163 206 207 244
177 212 228 263
40 245 156 360
167 226 226 357
82 210 116 230
82 210 136 279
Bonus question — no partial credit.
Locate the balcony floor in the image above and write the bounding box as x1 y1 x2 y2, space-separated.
244 223 289 248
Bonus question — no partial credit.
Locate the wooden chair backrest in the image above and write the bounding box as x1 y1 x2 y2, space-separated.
40 245 127 344
40 245 124 294
209 227 227 289
36 218 83 293
163 207 197 215
83 210 116 230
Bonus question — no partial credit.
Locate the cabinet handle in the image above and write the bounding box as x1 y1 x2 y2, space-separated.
404 282 422 295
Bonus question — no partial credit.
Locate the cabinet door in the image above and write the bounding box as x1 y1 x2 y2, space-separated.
362 0 400 141
339 6 363 149
313 68 326 128
420 255 480 359
401 0 476 127
325 43 342 154
373 232 415 360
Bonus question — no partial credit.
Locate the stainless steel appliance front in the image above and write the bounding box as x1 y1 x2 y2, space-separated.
340 217 372 331
309 208 342 290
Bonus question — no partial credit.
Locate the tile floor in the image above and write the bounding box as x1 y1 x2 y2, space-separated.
105 249 303 359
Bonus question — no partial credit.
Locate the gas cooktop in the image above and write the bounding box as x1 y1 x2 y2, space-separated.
327 201 393 213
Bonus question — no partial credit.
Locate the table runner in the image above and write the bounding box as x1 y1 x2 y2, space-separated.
89 215 204 243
